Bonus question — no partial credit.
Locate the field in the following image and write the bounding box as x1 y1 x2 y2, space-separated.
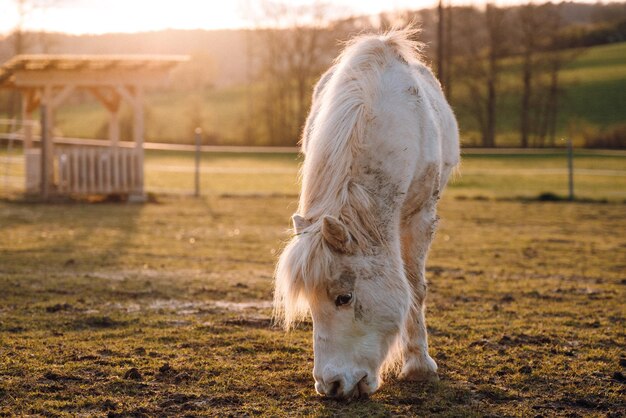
48 42 626 146
1 152 625 416
2 149 626 201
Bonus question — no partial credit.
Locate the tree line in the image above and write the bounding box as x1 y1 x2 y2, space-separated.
245 1 625 147
1 1 625 147
434 3 580 148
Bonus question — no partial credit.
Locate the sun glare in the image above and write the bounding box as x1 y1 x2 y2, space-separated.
1 1 252 34
1 0 250 35
0 0 617 35
0 0 445 35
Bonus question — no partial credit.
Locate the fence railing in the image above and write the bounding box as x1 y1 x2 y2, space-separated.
1 124 625 200
55 145 141 195
1 123 144 196
0 119 28 195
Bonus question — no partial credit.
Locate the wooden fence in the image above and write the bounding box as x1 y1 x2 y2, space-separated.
55 145 141 194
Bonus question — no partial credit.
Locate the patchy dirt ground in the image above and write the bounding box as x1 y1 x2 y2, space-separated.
0 196 624 416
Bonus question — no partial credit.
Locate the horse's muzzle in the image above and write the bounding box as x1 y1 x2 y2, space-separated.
315 374 371 400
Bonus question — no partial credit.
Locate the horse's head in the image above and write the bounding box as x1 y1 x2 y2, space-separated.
275 213 411 400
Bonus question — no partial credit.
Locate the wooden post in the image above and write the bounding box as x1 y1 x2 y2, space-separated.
133 86 145 200
98 151 104 193
42 86 55 193
567 138 574 201
110 109 120 190
194 127 202 197
121 148 128 191
40 104 49 199
109 110 120 144
21 92 33 149
89 147 96 192
72 147 79 193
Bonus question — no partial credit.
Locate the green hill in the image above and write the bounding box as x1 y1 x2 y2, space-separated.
452 42 626 146
559 42 626 126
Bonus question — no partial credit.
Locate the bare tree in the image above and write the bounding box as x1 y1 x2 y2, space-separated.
245 1 339 145
516 3 558 147
484 4 509 148
537 23 580 146
444 3 453 98
436 0 445 83
450 6 484 144
5 0 30 119
453 5 509 147
4 0 61 118
518 4 541 147
169 52 216 139
9 0 62 56
516 3 580 147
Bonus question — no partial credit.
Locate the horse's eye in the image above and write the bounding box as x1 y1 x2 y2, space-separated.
335 293 353 307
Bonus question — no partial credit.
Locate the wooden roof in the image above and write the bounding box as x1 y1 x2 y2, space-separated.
0 54 189 88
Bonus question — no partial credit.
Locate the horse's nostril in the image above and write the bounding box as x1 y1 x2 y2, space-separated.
357 375 369 398
327 380 341 398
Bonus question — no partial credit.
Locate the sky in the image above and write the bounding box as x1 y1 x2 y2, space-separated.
0 0 619 36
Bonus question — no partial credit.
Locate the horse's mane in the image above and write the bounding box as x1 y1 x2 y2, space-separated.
274 28 424 328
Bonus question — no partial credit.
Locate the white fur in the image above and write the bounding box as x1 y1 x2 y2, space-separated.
274 28 460 399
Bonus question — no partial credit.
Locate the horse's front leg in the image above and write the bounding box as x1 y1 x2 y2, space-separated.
399 200 439 382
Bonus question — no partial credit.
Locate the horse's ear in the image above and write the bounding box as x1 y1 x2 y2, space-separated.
292 214 311 234
321 215 354 254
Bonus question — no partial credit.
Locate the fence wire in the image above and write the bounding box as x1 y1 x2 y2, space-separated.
1 122 625 200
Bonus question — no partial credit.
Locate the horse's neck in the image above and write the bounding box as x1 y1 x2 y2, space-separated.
355 159 407 244
371 193 402 245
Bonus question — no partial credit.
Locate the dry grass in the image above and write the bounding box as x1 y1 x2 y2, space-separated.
0 193 624 416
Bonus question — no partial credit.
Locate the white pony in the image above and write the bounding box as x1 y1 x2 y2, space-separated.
275 29 460 399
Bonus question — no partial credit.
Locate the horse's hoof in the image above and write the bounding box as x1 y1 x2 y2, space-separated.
399 355 438 382
399 369 439 382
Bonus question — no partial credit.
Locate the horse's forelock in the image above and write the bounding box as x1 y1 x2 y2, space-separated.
273 214 385 332
273 227 333 329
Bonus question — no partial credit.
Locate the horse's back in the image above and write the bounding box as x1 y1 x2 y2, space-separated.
299 31 459 219
361 54 459 202
408 62 460 187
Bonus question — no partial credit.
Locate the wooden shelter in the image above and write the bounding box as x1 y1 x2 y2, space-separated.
0 54 187 200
